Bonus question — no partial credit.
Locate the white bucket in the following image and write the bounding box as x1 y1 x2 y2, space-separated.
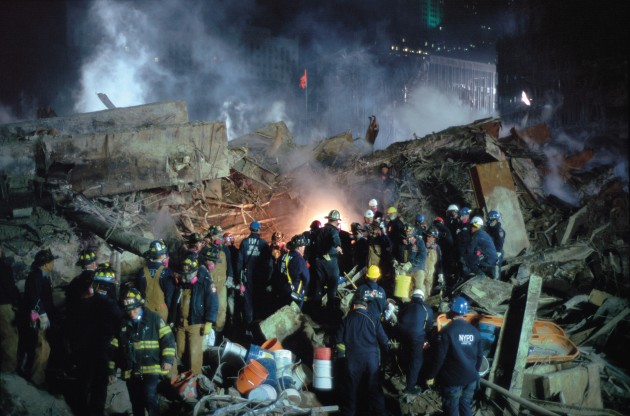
283 388 301 405
248 384 277 401
273 349 293 377
312 359 333 390
291 363 312 390
222 341 247 359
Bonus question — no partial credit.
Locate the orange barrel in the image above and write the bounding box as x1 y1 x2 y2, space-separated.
235 359 269 395
261 338 283 351
313 347 332 361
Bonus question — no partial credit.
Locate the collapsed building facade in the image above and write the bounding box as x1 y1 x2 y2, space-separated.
0 100 629 415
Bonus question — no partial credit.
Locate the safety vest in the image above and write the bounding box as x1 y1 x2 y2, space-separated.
144 266 168 322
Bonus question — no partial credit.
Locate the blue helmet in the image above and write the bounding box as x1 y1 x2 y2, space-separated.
250 220 261 231
459 207 471 216
487 210 501 221
451 296 469 315
416 214 425 223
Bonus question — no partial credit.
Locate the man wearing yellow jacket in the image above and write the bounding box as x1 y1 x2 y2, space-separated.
108 289 175 416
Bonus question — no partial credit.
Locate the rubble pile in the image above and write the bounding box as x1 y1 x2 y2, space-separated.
1 101 629 415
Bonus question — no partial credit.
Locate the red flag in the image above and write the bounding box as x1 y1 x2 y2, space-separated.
299 69 307 89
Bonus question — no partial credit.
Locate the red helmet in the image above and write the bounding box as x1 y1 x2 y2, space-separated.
434 216 444 224
223 232 234 242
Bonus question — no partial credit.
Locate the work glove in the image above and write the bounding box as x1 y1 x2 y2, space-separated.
426 378 435 387
226 275 234 288
203 322 213 335
437 273 445 285
39 313 50 330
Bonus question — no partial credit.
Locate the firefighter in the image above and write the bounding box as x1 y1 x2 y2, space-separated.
313 210 344 311
456 207 473 276
468 217 499 279
108 289 175 416
186 232 205 254
223 232 241 331
486 210 506 279
404 223 427 300
133 240 175 323
368 198 384 223
397 289 433 394
273 234 309 310
445 204 460 239
236 220 272 323
302 220 321 267
433 217 455 277
363 209 376 227
335 296 389 415
426 296 482 416
18 248 58 385
66 250 98 315
386 206 406 263
415 214 428 236
367 223 393 294
424 228 444 297
351 222 369 272
353 265 387 320
92 262 118 303
0 244 20 373
169 254 218 375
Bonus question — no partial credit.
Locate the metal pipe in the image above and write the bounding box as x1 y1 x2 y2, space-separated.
480 378 562 416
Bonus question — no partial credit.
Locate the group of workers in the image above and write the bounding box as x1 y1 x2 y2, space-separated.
0 197 506 416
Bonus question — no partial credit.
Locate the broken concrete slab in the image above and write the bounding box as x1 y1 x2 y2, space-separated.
541 364 603 408
258 302 304 342
458 275 514 314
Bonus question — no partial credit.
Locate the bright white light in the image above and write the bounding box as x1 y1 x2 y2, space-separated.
521 91 531 106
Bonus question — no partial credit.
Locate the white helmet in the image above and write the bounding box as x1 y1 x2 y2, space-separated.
412 289 425 299
368 199 378 208
364 210 375 219
471 216 484 228
447 204 459 213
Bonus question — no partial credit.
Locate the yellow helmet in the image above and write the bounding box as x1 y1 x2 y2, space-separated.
387 206 398 214
366 265 381 279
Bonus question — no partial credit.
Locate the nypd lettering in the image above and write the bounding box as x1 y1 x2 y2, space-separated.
459 334 475 345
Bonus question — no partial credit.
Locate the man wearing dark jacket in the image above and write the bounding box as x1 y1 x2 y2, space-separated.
398 289 434 394
273 235 310 310
0 245 20 372
169 254 218 375
335 296 389 415
426 296 482 416
314 210 344 311
467 217 499 279
353 265 387 321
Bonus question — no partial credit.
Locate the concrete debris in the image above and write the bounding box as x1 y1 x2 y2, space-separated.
1 101 629 415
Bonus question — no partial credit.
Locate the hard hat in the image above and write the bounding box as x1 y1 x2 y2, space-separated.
412 289 425 299
325 210 342 221
364 210 375 219
416 214 425 223
33 249 58 267
187 233 204 244
405 224 415 232
451 296 469 314
94 262 116 282
487 210 501 221
180 254 199 274
471 216 484 228
446 204 459 213
310 220 322 230
368 199 378 208
366 265 381 279
459 207 471 216
223 232 234 242
250 221 261 231
145 240 168 259
206 225 224 238
387 206 398 215
76 249 97 267
199 246 220 264
122 288 144 311
424 228 439 238
289 234 307 250
272 231 284 242
434 216 445 224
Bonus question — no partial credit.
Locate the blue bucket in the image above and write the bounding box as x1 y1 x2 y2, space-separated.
247 344 274 362
257 358 278 390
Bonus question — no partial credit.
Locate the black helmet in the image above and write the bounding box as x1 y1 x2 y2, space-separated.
199 246 220 264
144 240 168 259
424 228 439 238
122 288 144 311
76 249 97 267
187 233 204 244
33 249 58 267
310 220 321 230
180 253 199 274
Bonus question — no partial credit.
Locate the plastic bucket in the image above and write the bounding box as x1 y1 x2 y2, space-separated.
235 359 269 395
246 344 274 362
313 347 332 360
248 384 277 401
261 338 283 351
394 275 412 298
257 358 278 389
292 363 313 390
222 341 247 359
284 388 301 405
313 359 333 390
273 349 293 377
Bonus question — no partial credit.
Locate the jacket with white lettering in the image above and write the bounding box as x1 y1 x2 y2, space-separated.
236 232 272 287
427 318 482 387
354 279 387 320
398 297 434 342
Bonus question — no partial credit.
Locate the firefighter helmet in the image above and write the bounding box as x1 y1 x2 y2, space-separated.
366 265 381 279
310 220 322 230
187 233 204 244
325 210 342 221
387 206 398 215
487 210 501 221
145 240 168 259
364 210 375 219
250 221 261 231
434 216 445 224
33 249 58 267
451 296 469 315
122 288 144 311
223 232 234 243
180 254 199 274
446 204 459 213
471 216 484 228
206 225 224 239
425 228 439 238
76 249 97 267
272 232 284 243
459 207 471 216
416 214 425 223
94 262 116 282
199 246 220 264
368 199 378 208
412 289 425 299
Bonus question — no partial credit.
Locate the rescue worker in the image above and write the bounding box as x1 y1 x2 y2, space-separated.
0 244 20 372
236 220 272 323
335 296 389 415
353 265 387 320
424 228 444 297
270 231 287 264
223 232 241 331
169 254 218 375
351 222 369 272
186 232 205 254
426 296 482 416
367 223 393 293
18 248 58 385
202 225 234 342
468 217 499 279
68 275 122 416
92 262 118 303
313 210 344 311
377 164 396 207
134 240 174 322
363 209 376 227
415 214 428 236
273 234 309 310
456 207 473 276
445 204 460 239
398 289 434 394
108 289 175 416
404 224 427 300
302 220 321 267
486 210 506 279
368 198 384 223
386 206 406 263
433 217 455 277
